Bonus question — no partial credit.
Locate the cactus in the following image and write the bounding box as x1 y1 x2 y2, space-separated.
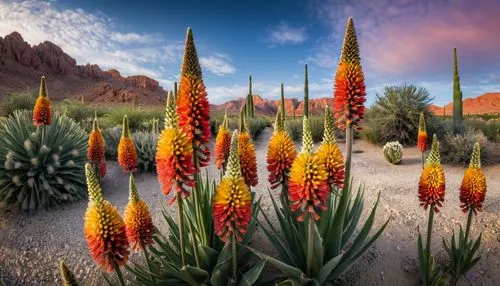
383 141 403 165
0 110 87 211
246 75 255 118
453 47 463 130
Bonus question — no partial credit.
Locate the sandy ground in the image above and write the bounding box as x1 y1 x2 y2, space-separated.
1 127 499 285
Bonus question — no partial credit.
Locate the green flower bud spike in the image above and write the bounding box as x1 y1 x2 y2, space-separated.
302 116 313 153
85 163 103 204
225 130 242 179
274 106 285 132
340 17 361 64
222 108 229 130
280 83 286 122
129 174 140 203
165 91 178 128
39 76 49 98
59 260 80 286
122 115 131 138
323 104 336 145
419 113 426 132
181 27 202 78
239 105 247 133
92 111 99 131
426 134 441 166
469 142 481 169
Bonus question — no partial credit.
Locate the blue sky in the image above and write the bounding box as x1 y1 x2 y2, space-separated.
0 0 499 105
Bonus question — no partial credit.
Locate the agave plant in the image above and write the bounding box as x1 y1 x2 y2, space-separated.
383 141 403 165
102 125 122 160
133 124 159 173
0 110 87 211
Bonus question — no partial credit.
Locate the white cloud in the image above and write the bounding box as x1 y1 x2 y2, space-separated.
110 32 157 44
200 53 236 76
267 22 307 46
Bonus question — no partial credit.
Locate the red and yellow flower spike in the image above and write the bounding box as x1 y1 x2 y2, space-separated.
418 135 446 213
88 114 105 163
333 17 366 130
267 105 296 190
83 163 129 272
118 115 138 173
459 142 487 215
156 91 195 204
238 108 258 187
213 130 252 242
288 116 329 221
417 113 428 152
215 109 232 171
317 105 345 189
176 28 211 170
124 174 155 250
33 76 53 126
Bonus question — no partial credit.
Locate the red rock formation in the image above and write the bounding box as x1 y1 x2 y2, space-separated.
430 93 500 115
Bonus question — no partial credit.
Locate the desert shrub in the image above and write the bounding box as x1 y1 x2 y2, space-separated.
133 128 158 173
0 110 87 211
0 91 37 116
383 141 403 165
55 99 106 125
102 125 122 160
285 118 302 142
100 106 164 131
441 130 491 165
247 117 269 139
310 116 325 142
212 115 270 140
464 118 500 143
364 84 433 145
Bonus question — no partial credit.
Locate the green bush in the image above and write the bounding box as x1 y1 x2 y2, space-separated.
102 125 122 160
0 91 37 116
441 129 491 165
100 106 164 131
464 118 500 143
133 128 158 173
0 110 87 211
286 116 326 143
285 118 303 142
364 84 433 145
310 116 325 142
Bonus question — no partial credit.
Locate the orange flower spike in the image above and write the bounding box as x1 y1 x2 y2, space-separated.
213 130 252 242
333 18 366 130
418 135 446 213
156 91 195 203
288 116 329 221
83 164 129 272
238 108 258 187
33 76 53 126
267 106 297 189
118 115 138 173
215 109 232 170
124 174 155 250
87 113 105 163
460 142 487 215
317 105 345 189
417 113 428 152
176 28 211 169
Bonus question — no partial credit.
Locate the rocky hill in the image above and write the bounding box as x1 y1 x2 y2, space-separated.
430 92 500 115
0 31 166 104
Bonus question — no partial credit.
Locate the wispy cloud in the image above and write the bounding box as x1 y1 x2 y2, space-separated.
267 22 307 46
200 53 236 76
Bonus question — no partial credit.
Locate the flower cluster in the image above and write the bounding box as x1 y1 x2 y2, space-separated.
87 115 106 177
459 142 487 214
118 115 138 173
238 111 258 187
418 135 446 212
33 76 52 126
215 110 232 170
417 113 428 152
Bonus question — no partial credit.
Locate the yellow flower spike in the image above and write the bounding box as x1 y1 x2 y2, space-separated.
460 142 487 214
124 174 155 250
118 115 138 172
418 135 446 212
164 91 178 129
213 130 252 242
215 109 232 170
302 116 313 153
85 163 103 204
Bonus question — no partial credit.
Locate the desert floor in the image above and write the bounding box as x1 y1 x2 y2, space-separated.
1 127 499 286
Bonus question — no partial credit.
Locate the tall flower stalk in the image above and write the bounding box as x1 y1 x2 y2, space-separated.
156 91 196 266
87 113 106 178
215 109 232 177
213 130 252 278
238 108 258 188
33 76 52 147
118 115 138 173
418 113 428 169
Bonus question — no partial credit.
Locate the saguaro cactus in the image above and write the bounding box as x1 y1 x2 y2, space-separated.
453 47 463 130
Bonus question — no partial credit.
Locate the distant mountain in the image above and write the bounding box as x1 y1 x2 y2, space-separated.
0 31 167 104
430 93 500 115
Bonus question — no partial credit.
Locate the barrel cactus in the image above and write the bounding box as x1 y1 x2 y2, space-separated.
383 141 403 165
0 110 87 211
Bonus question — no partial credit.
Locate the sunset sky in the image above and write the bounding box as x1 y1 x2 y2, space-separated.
0 0 499 105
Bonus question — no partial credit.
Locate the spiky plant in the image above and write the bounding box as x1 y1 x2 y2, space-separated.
383 141 403 165
246 75 255 118
133 127 158 173
366 84 432 145
33 76 52 127
59 260 81 286
0 110 87 211
102 125 122 160
453 48 463 131
441 130 490 165
304 64 309 117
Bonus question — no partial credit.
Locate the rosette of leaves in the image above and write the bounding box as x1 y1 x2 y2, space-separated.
133 123 159 173
0 110 87 211
102 125 122 160
383 141 403 165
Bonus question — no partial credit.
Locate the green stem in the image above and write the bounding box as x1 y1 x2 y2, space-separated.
141 243 154 281
421 151 425 170
111 256 126 286
232 232 237 279
426 204 435 252
41 125 45 146
306 214 314 277
343 125 353 192
188 217 201 268
464 208 473 242
177 192 186 267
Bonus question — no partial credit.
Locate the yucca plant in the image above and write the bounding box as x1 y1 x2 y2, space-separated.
0 110 87 211
252 18 389 285
102 125 122 160
383 141 403 165
133 120 159 173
